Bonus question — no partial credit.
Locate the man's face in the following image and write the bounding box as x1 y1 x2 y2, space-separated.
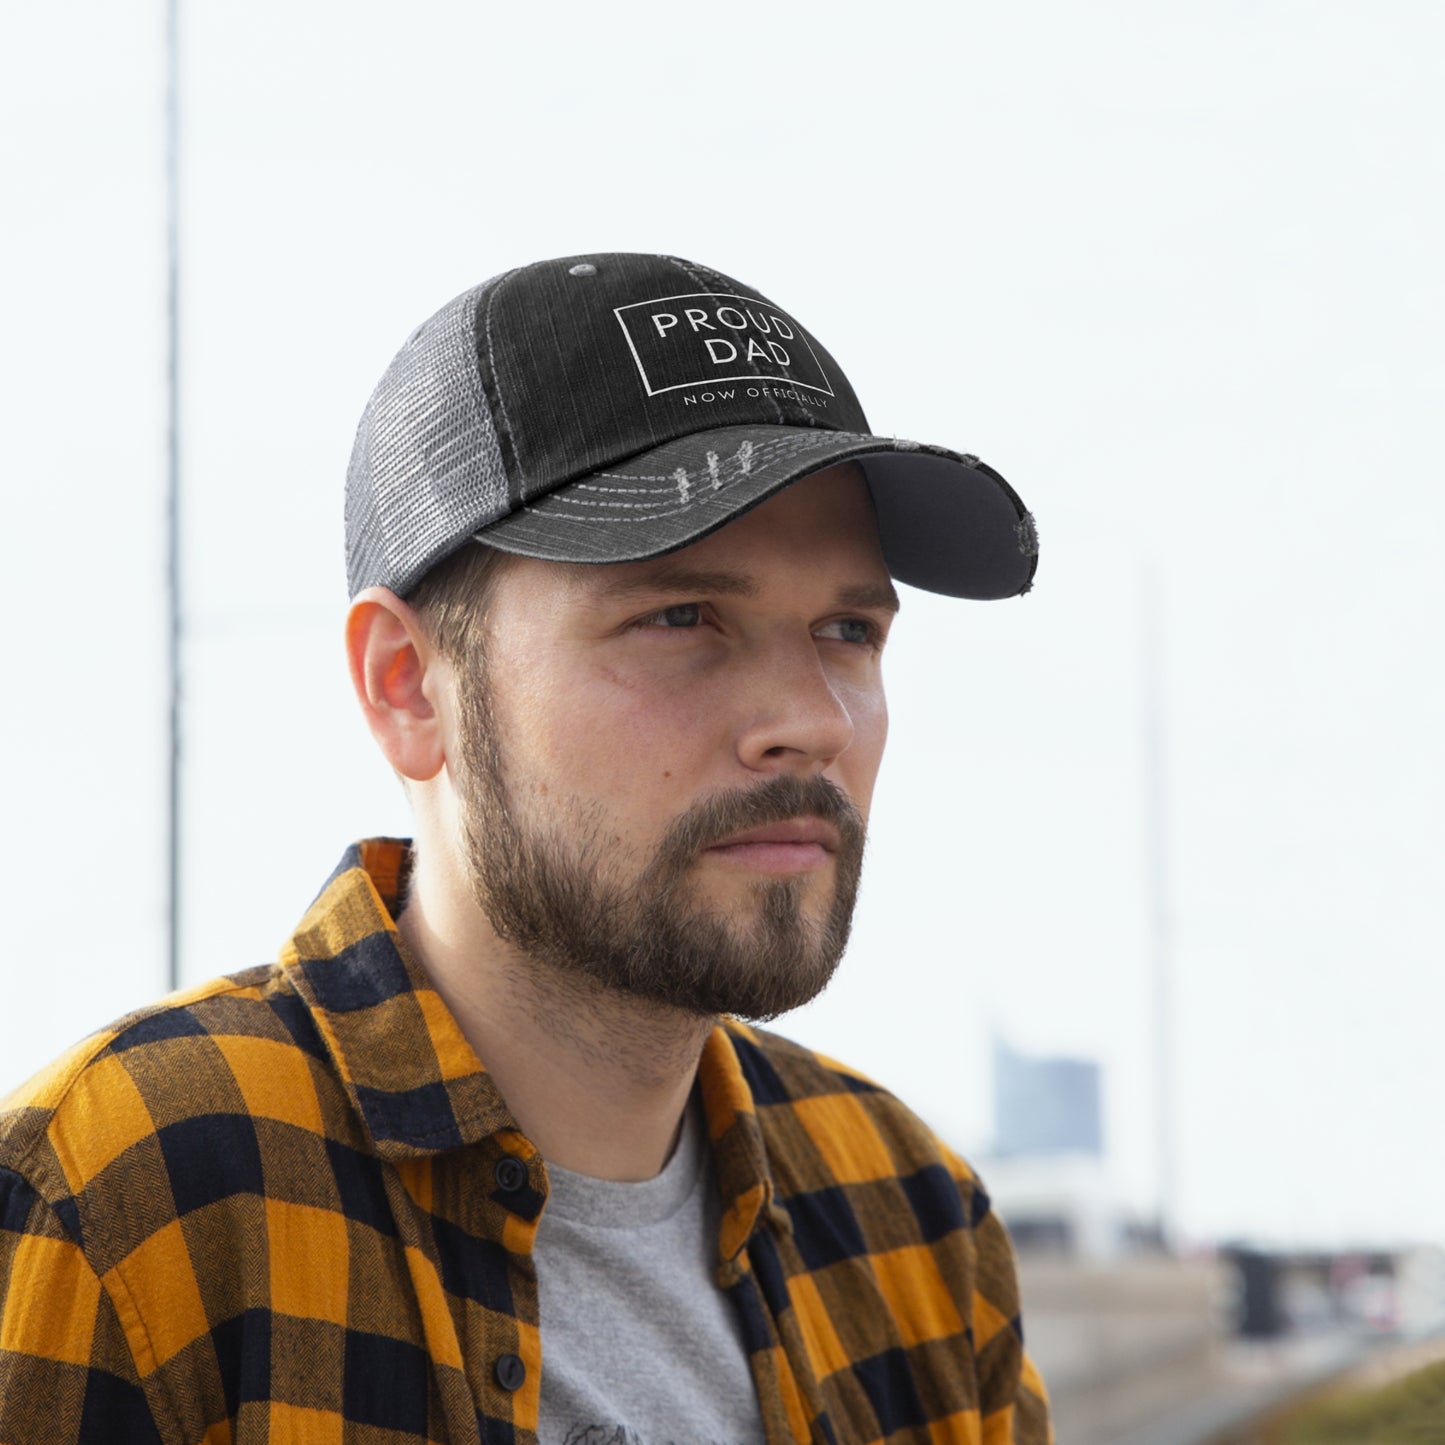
447 463 897 1020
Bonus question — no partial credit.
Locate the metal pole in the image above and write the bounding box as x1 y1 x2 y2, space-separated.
1141 564 1177 1252
164 0 182 993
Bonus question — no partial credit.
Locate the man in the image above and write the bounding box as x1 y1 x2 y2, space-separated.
0 252 1050 1443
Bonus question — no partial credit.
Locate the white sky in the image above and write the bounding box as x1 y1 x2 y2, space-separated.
3 0 1442 1250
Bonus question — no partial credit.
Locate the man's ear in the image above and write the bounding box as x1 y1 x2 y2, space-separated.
346 587 450 782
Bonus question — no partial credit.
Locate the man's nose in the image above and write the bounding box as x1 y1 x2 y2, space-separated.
732 637 856 774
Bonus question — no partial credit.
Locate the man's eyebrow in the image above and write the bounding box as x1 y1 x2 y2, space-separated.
589 568 757 601
587 568 900 613
836 581 901 614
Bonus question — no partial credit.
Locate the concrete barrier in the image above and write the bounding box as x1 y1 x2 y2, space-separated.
1018 1257 1228 1445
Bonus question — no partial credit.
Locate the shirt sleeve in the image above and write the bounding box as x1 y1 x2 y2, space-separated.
0 1166 164 1445
938 1147 1054 1445
975 1205 1054 1444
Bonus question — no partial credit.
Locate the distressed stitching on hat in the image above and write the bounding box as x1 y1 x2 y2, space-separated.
519 494 717 518
592 431 845 485
525 433 872 519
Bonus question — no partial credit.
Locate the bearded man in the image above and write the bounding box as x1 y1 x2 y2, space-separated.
0 253 1052 1444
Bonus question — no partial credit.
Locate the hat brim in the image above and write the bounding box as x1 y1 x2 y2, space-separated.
475 425 1038 600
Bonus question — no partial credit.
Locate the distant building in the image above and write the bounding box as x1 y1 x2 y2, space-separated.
982 1037 1126 1257
993 1035 1103 1158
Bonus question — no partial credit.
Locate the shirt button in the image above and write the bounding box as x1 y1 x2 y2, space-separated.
495 1353 526 1392
494 1156 528 1193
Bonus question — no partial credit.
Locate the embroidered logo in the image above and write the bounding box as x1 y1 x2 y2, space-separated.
613 292 835 399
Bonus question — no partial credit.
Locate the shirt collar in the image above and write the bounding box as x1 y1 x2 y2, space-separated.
280 840 778 1253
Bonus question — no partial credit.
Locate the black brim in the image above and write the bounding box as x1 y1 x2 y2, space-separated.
476 425 1038 600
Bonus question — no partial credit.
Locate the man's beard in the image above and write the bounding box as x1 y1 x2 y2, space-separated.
453 660 867 1022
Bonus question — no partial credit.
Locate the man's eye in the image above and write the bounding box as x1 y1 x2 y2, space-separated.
646 603 703 628
817 617 876 645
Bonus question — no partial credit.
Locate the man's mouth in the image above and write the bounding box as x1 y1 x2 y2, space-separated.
703 816 839 874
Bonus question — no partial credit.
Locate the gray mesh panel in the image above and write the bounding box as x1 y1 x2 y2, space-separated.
344 282 510 597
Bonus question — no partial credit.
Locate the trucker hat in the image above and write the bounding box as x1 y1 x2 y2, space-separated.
345 252 1037 601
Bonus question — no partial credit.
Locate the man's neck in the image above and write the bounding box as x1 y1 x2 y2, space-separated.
396 857 713 1182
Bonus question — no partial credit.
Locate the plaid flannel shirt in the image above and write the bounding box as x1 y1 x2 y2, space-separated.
0 840 1051 1444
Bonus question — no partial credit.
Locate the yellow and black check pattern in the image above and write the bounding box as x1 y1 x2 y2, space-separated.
0 841 1051 1443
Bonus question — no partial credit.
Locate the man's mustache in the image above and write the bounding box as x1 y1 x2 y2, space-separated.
651 774 866 876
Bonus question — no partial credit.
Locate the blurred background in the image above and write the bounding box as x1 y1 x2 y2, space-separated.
3 2 1442 1439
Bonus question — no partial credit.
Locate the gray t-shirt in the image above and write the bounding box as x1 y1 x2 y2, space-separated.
534 1097 768 1445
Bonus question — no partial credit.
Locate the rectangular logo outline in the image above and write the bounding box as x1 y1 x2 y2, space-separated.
613 292 835 398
